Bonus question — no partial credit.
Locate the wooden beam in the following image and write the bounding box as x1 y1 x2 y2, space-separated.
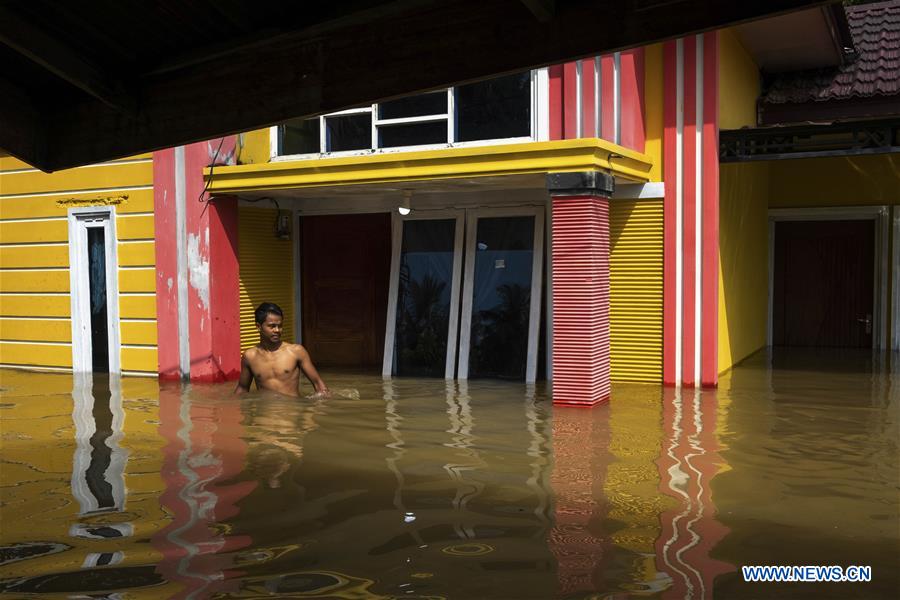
520 0 556 22
0 77 47 169
0 5 136 114
33 0 827 171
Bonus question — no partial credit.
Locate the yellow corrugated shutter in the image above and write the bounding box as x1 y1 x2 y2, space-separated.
238 207 295 350
610 199 664 383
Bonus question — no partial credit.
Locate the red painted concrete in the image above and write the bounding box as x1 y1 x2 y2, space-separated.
619 48 646 152
600 55 615 141
551 193 611 406
153 148 181 380
701 31 720 388
662 41 677 386
563 61 579 139
549 64 564 140
681 35 697 388
581 58 596 138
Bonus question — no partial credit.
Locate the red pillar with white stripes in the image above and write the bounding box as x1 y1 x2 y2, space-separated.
663 32 719 388
548 171 614 406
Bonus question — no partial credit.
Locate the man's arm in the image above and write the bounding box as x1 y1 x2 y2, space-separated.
295 345 328 394
235 354 253 394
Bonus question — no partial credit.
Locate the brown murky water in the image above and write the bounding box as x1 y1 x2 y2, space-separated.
1 350 898 599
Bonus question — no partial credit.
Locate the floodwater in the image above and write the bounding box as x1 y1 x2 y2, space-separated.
0 350 897 599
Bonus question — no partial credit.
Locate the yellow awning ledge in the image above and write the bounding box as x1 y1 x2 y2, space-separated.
204 138 653 194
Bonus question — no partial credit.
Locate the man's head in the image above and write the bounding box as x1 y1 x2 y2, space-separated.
255 302 284 345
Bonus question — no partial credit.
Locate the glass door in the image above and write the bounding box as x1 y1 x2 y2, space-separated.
383 211 465 378
458 208 544 382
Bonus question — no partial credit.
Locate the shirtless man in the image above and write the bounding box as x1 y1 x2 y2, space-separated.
235 302 329 397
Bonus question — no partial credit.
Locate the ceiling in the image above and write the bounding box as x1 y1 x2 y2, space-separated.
0 0 830 172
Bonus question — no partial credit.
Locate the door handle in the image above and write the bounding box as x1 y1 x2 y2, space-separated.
857 314 872 334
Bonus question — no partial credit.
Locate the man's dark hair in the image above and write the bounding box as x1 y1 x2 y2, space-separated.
255 302 284 324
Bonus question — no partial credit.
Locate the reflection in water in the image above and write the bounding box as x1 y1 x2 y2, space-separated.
0 349 897 598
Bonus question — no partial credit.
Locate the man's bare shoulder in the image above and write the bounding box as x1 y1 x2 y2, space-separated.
243 346 261 361
284 343 309 357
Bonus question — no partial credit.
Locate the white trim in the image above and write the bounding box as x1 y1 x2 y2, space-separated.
0 339 72 345
535 67 550 142
594 56 602 138
382 209 465 379
545 196 553 382
271 136 536 162
174 146 190 379
0 215 68 223
0 315 71 321
694 33 703 386
614 182 666 199
674 39 684 386
375 114 449 126
575 59 583 138
893 206 900 351
613 52 622 145
0 363 72 373
293 209 303 344
447 88 457 143
0 242 68 248
767 206 891 350
457 206 543 383
67 206 121 374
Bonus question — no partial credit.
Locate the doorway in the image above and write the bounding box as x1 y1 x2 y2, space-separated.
772 219 875 348
300 213 392 369
68 208 120 373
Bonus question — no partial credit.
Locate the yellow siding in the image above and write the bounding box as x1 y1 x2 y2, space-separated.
0 294 70 317
610 199 664 382
0 342 72 367
118 241 156 266
120 295 157 319
117 215 155 240
0 270 69 293
121 321 158 346
121 346 158 373
0 161 151 196
0 318 71 342
0 245 69 268
0 153 151 172
239 207 295 350
0 155 157 374
0 188 154 219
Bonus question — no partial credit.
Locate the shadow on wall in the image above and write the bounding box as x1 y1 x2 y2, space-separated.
718 162 770 374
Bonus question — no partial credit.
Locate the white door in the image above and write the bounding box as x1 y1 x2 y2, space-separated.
68 208 120 373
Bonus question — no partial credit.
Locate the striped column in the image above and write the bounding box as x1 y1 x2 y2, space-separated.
663 33 719 388
548 171 614 406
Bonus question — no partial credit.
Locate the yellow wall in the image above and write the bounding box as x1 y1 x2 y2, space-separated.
718 29 759 130
236 129 272 165
718 162 770 374
238 207 295 350
0 157 158 375
643 44 664 182
767 153 900 208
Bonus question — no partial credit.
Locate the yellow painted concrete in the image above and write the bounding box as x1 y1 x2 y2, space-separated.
116 214 155 240
120 295 157 319
208 138 654 193
121 320 158 346
119 268 156 293
117 241 156 267
121 346 158 372
0 341 72 367
0 270 69 293
237 129 272 165
0 219 68 243
0 161 151 196
0 318 71 342
0 245 69 268
718 162 770 374
0 154 152 172
768 153 900 208
718 29 759 130
0 294 70 317
0 188 154 219
643 43 664 182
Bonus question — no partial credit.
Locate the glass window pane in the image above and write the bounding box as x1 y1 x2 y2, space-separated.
468 216 535 380
394 219 457 377
280 118 320 155
456 72 531 142
326 113 372 152
379 121 447 148
379 92 447 119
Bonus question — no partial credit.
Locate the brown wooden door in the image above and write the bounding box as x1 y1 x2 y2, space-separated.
773 220 874 348
301 214 391 368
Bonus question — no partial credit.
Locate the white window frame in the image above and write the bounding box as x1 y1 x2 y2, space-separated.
271 68 549 161
68 206 121 374
767 206 890 350
457 206 545 383
382 209 466 379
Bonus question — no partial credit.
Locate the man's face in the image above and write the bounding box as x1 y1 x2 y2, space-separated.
257 313 283 344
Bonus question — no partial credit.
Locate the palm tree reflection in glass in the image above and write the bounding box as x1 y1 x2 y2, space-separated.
396 261 450 376
470 283 530 379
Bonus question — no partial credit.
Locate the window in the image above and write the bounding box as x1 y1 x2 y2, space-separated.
277 70 542 157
